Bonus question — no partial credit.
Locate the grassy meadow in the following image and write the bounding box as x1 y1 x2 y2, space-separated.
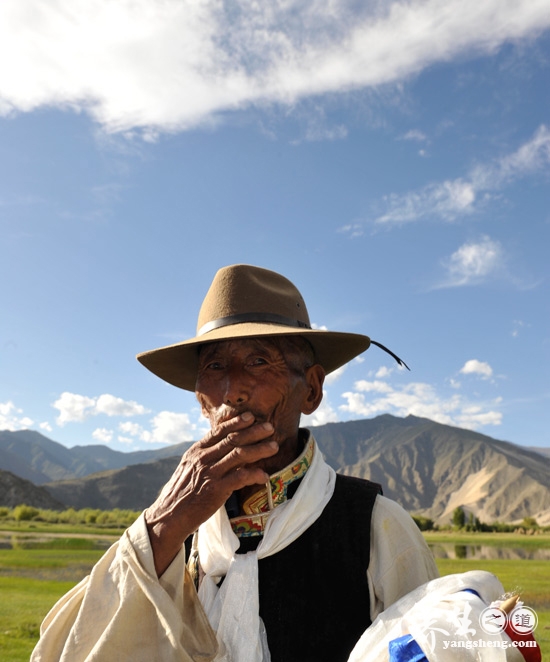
1 526 548 661
0 534 112 661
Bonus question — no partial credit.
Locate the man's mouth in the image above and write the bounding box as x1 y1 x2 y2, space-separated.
217 408 269 426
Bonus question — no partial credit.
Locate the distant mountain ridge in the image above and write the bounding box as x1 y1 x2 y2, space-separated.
42 458 181 511
312 415 550 525
1 416 550 525
0 429 191 484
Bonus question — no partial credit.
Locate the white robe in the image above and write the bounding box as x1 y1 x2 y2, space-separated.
31 439 438 662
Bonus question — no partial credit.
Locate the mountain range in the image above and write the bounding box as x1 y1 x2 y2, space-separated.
1 415 549 525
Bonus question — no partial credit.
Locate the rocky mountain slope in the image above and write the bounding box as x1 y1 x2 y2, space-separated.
313 415 550 525
0 469 65 509
2 416 549 524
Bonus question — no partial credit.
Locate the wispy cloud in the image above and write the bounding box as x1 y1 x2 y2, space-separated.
324 364 348 385
375 179 477 225
0 1 548 134
302 391 339 427
400 129 428 142
346 125 550 228
437 236 504 288
511 320 530 338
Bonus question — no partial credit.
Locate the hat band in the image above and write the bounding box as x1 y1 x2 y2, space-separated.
198 312 311 336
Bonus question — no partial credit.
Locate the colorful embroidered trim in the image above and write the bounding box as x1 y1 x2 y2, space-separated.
230 435 315 537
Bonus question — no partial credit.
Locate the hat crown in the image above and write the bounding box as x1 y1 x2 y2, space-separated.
197 264 311 334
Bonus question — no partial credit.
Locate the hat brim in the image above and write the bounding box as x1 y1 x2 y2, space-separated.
137 322 371 392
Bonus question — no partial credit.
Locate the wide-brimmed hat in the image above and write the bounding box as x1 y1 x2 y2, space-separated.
137 264 406 391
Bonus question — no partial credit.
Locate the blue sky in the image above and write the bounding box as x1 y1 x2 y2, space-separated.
1 1 549 451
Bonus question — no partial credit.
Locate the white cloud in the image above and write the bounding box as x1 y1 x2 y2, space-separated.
375 366 393 379
340 379 502 430
52 393 96 425
0 401 33 430
438 236 503 287
145 411 197 444
456 405 501 428
92 427 113 443
0 1 548 134
351 380 393 394
118 421 145 437
53 391 149 425
459 359 494 379
39 421 53 432
116 413 196 444
349 125 550 227
95 394 148 417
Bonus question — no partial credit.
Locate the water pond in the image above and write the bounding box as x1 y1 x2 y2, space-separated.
0 532 117 551
428 542 550 560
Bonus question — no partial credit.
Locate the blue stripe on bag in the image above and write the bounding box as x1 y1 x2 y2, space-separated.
388 634 427 662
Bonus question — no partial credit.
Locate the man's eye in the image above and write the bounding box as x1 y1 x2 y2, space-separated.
205 361 223 370
250 357 268 366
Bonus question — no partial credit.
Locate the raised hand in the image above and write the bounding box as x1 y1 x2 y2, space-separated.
144 411 278 576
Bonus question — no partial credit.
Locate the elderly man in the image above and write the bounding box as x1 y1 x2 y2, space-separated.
32 265 438 662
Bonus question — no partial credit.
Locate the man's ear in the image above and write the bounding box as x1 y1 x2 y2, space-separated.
301 364 325 415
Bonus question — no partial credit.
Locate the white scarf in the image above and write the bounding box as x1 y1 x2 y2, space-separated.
196 437 336 662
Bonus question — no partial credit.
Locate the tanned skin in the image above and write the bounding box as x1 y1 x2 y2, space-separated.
144 338 325 577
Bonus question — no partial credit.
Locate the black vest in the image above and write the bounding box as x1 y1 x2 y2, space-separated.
231 474 381 662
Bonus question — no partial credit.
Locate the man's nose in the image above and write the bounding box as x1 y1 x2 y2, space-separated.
223 366 250 405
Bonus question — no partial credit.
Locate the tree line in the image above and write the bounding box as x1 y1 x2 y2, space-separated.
1 504 547 533
412 507 547 533
0 505 141 528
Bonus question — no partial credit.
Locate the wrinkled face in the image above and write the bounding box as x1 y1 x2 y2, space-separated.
195 337 323 469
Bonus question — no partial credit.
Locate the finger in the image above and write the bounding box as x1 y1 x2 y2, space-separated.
213 436 279 474
173 419 276 485
197 418 276 465
179 420 278 485
197 411 256 449
224 421 275 449
217 465 272 494
195 420 275 469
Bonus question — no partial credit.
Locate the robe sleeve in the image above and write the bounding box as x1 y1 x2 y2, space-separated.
30 513 218 662
367 495 440 620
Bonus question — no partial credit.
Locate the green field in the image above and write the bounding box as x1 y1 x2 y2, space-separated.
1 529 548 661
0 551 106 660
